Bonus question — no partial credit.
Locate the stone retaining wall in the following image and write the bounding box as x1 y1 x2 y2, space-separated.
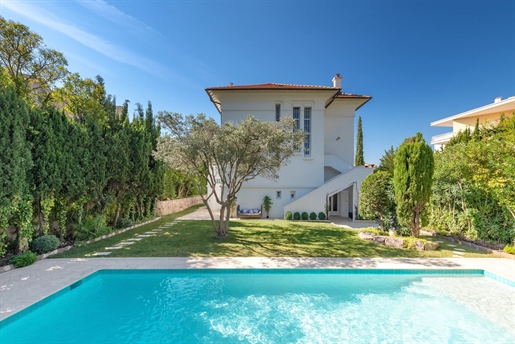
155 196 203 216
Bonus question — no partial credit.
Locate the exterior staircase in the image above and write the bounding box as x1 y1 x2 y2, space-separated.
284 166 373 216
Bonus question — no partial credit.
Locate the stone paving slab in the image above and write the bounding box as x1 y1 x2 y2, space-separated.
90 252 111 256
136 235 152 238
1 257 514 322
127 238 143 241
118 242 135 245
105 247 123 250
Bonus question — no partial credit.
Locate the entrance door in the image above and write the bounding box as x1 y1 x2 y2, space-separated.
329 193 339 217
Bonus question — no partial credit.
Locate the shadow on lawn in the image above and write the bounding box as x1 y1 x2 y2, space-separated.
176 220 423 259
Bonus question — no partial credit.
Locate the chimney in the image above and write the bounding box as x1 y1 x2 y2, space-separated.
332 73 342 89
494 96 502 103
228 82 234 86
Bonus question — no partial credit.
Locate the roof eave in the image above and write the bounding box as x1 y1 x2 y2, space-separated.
205 89 222 115
430 97 515 127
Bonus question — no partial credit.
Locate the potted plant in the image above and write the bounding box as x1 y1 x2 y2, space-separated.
263 195 273 218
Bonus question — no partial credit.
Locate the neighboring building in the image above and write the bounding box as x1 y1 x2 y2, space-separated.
430 96 515 150
205 74 373 219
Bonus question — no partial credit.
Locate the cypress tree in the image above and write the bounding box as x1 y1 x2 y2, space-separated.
355 116 364 166
393 132 434 237
0 85 32 254
472 118 481 141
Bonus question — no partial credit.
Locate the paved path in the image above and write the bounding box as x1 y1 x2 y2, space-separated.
1 257 514 321
89 219 182 256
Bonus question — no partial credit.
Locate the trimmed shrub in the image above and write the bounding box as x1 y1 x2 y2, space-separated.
293 212 301 220
309 212 317 220
318 212 326 220
285 211 293 220
9 251 37 268
30 235 60 254
504 245 515 255
301 212 309 220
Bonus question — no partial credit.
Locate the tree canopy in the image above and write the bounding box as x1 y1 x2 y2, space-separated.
393 132 434 237
0 16 68 103
359 171 395 229
154 113 305 237
428 114 515 245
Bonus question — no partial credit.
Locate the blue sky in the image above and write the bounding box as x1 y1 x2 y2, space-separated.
1 0 514 164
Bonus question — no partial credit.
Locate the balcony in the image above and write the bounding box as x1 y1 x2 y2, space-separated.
431 131 455 145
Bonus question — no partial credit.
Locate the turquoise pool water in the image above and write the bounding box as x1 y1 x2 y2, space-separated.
1 269 514 343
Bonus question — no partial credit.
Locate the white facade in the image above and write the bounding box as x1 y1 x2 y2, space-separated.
206 75 373 219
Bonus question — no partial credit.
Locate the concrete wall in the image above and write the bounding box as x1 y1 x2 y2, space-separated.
155 196 203 216
324 99 360 168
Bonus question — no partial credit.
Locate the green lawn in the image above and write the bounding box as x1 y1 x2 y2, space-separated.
53 205 498 259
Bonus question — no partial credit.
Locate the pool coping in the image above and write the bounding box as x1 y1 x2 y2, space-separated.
1 257 514 322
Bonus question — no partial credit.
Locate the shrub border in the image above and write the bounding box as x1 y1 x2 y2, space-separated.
0 217 161 273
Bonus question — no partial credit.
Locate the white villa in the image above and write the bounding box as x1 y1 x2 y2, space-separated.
205 74 373 219
430 96 515 150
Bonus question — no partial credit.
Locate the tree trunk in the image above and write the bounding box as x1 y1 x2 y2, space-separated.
412 210 420 237
114 203 121 226
216 203 230 238
37 196 44 236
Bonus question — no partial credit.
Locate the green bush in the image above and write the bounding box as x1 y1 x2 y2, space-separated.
318 212 326 220
30 235 60 254
9 251 37 268
504 245 515 255
76 215 111 241
309 212 317 220
285 211 293 220
360 228 383 236
293 212 301 220
119 218 133 228
301 212 309 220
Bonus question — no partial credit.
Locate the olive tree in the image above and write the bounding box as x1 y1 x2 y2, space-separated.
154 113 304 237
394 132 434 237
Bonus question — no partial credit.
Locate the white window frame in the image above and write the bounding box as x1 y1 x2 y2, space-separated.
304 107 311 157
292 103 313 156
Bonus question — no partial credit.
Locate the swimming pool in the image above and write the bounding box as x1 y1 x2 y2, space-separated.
1 269 513 343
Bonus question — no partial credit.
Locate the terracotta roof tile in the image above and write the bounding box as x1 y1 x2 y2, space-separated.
205 82 372 114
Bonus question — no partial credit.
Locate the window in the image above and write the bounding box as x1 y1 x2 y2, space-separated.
304 107 311 156
275 104 281 122
293 107 301 151
290 191 296 199
276 191 282 199
293 107 300 130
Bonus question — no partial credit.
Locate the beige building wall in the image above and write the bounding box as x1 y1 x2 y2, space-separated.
453 111 514 132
